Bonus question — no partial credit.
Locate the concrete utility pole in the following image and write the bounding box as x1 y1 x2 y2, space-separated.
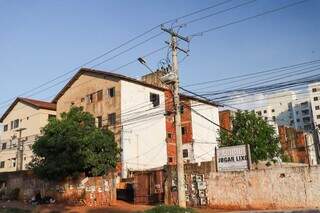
161 26 189 208
15 127 26 171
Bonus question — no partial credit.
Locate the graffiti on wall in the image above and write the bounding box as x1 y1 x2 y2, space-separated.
171 173 208 207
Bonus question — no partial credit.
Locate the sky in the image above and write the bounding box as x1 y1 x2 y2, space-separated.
0 0 319 114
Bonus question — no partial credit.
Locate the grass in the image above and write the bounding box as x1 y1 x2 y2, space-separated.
0 208 31 213
143 205 197 213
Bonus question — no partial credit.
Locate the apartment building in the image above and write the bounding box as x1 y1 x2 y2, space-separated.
253 91 314 132
0 98 56 172
309 82 320 130
254 91 296 129
291 97 313 131
52 68 220 177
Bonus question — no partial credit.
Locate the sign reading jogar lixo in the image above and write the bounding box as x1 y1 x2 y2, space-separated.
215 144 251 172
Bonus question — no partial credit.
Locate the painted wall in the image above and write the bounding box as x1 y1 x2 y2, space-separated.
191 100 219 163
120 80 167 177
0 102 56 172
208 166 320 209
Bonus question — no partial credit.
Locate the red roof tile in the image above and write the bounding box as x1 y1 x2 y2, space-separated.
0 97 56 122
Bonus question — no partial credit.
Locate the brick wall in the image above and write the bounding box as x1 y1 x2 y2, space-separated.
278 126 309 164
165 91 193 165
219 110 233 131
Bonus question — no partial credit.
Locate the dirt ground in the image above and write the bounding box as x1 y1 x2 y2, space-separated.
1 201 319 213
0 200 225 213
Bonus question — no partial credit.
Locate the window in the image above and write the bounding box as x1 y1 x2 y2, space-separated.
108 87 115 98
81 97 85 102
312 88 317 92
86 94 93 103
10 121 14 129
11 158 16 168
181 127 186 135
168 157 173 163
296 119 300 122
97 90 103 101
183 149 188 158
0 161 4 168
272 116 276 121
150 93 160 107
304 125 312 130
314 97 319 101
180 105 184 114
302 109 309 115
316 106 320 110
256 111 261 116
301 102 308 108
2 143 6 150
317 115 320 119
3 125 8 132
97 116 103 128
263 110 267 114
303 117 311 123
108 113 116 126
271 109 275 113
264 117 268 121
167 133 172 139
13 119 19 129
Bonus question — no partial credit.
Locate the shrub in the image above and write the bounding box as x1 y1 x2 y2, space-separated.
144 205 196 213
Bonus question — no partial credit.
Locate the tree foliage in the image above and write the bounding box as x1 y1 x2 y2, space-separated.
29 107 120 181
219 110 282 163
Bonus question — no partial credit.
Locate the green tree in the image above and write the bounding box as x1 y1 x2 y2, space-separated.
29 107 120 181
219 110 282 163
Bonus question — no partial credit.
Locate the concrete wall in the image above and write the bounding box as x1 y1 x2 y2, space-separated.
208 166 320 209
120 80 167 177
0 171 116 206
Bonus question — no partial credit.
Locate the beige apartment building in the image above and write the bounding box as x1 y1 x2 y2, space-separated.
0 98 56 172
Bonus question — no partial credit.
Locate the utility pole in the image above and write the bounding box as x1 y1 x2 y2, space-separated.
161 26 189 208
15 127 26 171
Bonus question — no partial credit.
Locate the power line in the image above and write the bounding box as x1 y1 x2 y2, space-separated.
174 0 256 28
188 0 310 38
187 60 320 92
0 0 236 108
0 45 168 112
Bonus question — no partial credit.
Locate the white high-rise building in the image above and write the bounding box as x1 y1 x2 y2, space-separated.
254 91 296 130
292 97 313 131
309 82 320 130
254 90 314 132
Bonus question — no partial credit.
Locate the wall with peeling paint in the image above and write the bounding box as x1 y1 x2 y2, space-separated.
208 166 320 209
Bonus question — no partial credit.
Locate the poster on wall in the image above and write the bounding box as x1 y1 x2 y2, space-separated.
215 144 251 172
